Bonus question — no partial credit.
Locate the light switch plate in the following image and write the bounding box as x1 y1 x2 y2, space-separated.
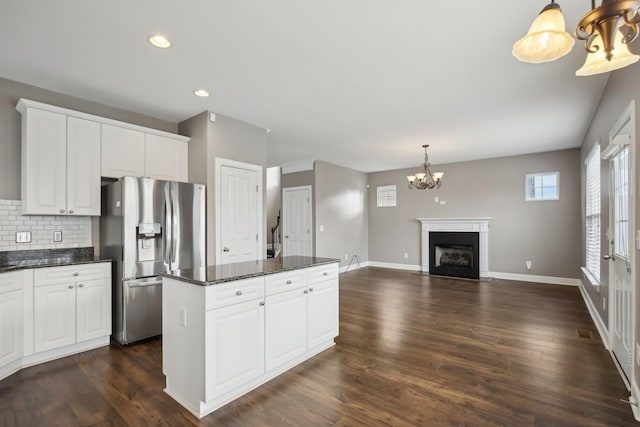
319 225 324 232
53 231 62 242
16 231 31 243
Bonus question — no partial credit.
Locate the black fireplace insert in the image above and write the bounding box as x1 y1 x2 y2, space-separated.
429 232 479 279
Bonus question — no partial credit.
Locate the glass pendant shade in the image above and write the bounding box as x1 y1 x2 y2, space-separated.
432 172 444 181
415 172 426 180
406 175 416 182
512 3 575 63
576 31 640 76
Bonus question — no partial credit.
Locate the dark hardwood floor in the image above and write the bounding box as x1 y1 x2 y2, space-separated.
0 267 636 426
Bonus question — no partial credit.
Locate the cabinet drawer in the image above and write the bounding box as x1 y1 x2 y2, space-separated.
34 262 110 286
265 270 307 296
206 277 264 310
0 271 23 293
307 263 339 285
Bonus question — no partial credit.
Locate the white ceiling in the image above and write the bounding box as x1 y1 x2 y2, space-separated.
0 0 617 172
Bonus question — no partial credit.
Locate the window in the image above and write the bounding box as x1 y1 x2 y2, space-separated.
525 172 559 201
585 145 600 283
613 146 629 259
377 185 397 207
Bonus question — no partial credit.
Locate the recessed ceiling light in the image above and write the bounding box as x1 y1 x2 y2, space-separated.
193 89 210 97
148 35 171 49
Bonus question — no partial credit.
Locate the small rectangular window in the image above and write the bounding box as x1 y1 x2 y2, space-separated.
377 185 397 207
525 172 559 201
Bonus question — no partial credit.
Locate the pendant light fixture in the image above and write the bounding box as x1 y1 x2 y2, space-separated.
513 0 640 76
406 145 444 190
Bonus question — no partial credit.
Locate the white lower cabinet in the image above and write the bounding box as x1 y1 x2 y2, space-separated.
1 263 111 382
0 272 24 372
163 261 340 419
205 299 265 401
307 279 339 349
34 266 111 353
34 282 77 352
265 288 307 372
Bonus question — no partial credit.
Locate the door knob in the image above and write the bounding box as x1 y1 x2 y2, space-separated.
604 255 614 260
223 247 230 252
284 235 289 239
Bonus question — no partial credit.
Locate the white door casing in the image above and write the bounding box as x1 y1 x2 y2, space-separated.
215 158 263 265
604 100 635 383
282 186 313 257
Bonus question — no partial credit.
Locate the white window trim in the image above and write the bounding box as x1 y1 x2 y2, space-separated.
583 142 601 286
377 185 397 208
525 171 560 201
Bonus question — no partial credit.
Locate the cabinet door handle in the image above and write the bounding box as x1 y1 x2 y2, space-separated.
60 209 66 214
68 285 74 289
223 247 230 252
323 272 328 276
69 210 74 214
304 290 308 294
236 290 243 296
73 272 79 277
259 301 265 306
286 280 292 285
78 283 84 288
309 287 314 292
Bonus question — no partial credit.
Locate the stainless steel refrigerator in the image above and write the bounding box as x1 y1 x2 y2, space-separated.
100 177 206 344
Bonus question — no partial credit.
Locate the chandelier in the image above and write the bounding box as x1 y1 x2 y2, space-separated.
512 0 640 76
406 145 444 190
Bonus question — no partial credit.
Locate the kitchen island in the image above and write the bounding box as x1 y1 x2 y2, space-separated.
160 256 340 418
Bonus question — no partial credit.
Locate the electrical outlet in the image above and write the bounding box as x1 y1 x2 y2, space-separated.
16 231 31 243
319 225 324 232
53 231 62 242
180 307 187 326
434 196 439 203
404 253 409 259
345 254 349 261
525 260 532 270
439 200 446 205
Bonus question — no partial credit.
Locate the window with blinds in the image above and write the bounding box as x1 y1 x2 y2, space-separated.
377 185 397 207
585 144 600 283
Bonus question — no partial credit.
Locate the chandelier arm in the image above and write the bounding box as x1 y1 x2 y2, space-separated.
620 24 638 43
585 34 601 53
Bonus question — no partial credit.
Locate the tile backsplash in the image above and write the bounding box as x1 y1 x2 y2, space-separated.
0 199 92 251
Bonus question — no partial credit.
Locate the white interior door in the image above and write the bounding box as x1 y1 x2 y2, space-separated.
282 186 312 257
606 102 635 382
217 159 262 264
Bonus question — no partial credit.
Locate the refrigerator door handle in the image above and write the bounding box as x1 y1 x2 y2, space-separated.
171 184 179 268
126 279 163 288
164 187 173 268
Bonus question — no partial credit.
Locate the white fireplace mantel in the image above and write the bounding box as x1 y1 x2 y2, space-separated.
416 217 491 277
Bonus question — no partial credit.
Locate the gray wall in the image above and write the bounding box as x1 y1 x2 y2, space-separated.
315 161 369 267
0 77 177 201
266 167 281 244
179 112 268 264
367 149 581 278
578 62 640 389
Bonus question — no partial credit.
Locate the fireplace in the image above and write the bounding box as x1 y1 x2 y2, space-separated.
429 232 479 279
417 217 491 278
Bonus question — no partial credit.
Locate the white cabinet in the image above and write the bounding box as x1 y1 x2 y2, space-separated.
205 299 265 401
101 124 145 178
163 261 339 418
33 264 111 353
265 288 307 372
144 134 188 182
34 282 76 352
17 102 101 216
307 278 339 349
102 125 188 182
0 272 24 371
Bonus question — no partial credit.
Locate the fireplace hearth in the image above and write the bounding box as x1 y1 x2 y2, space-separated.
429 232 479 279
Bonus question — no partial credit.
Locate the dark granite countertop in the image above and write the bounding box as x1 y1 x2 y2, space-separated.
0 247 111 274
160 256 339 286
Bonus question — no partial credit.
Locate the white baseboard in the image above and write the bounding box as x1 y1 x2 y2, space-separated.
340 261 369 273
578 282 610 350
489 271 581 286
364 261 421 272
631 382 640 422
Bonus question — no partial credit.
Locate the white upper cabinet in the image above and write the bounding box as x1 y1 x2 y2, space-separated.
144 134 188 182
17 103 101 216
102 130 188 182
101 124 145 178
66 117 101 215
